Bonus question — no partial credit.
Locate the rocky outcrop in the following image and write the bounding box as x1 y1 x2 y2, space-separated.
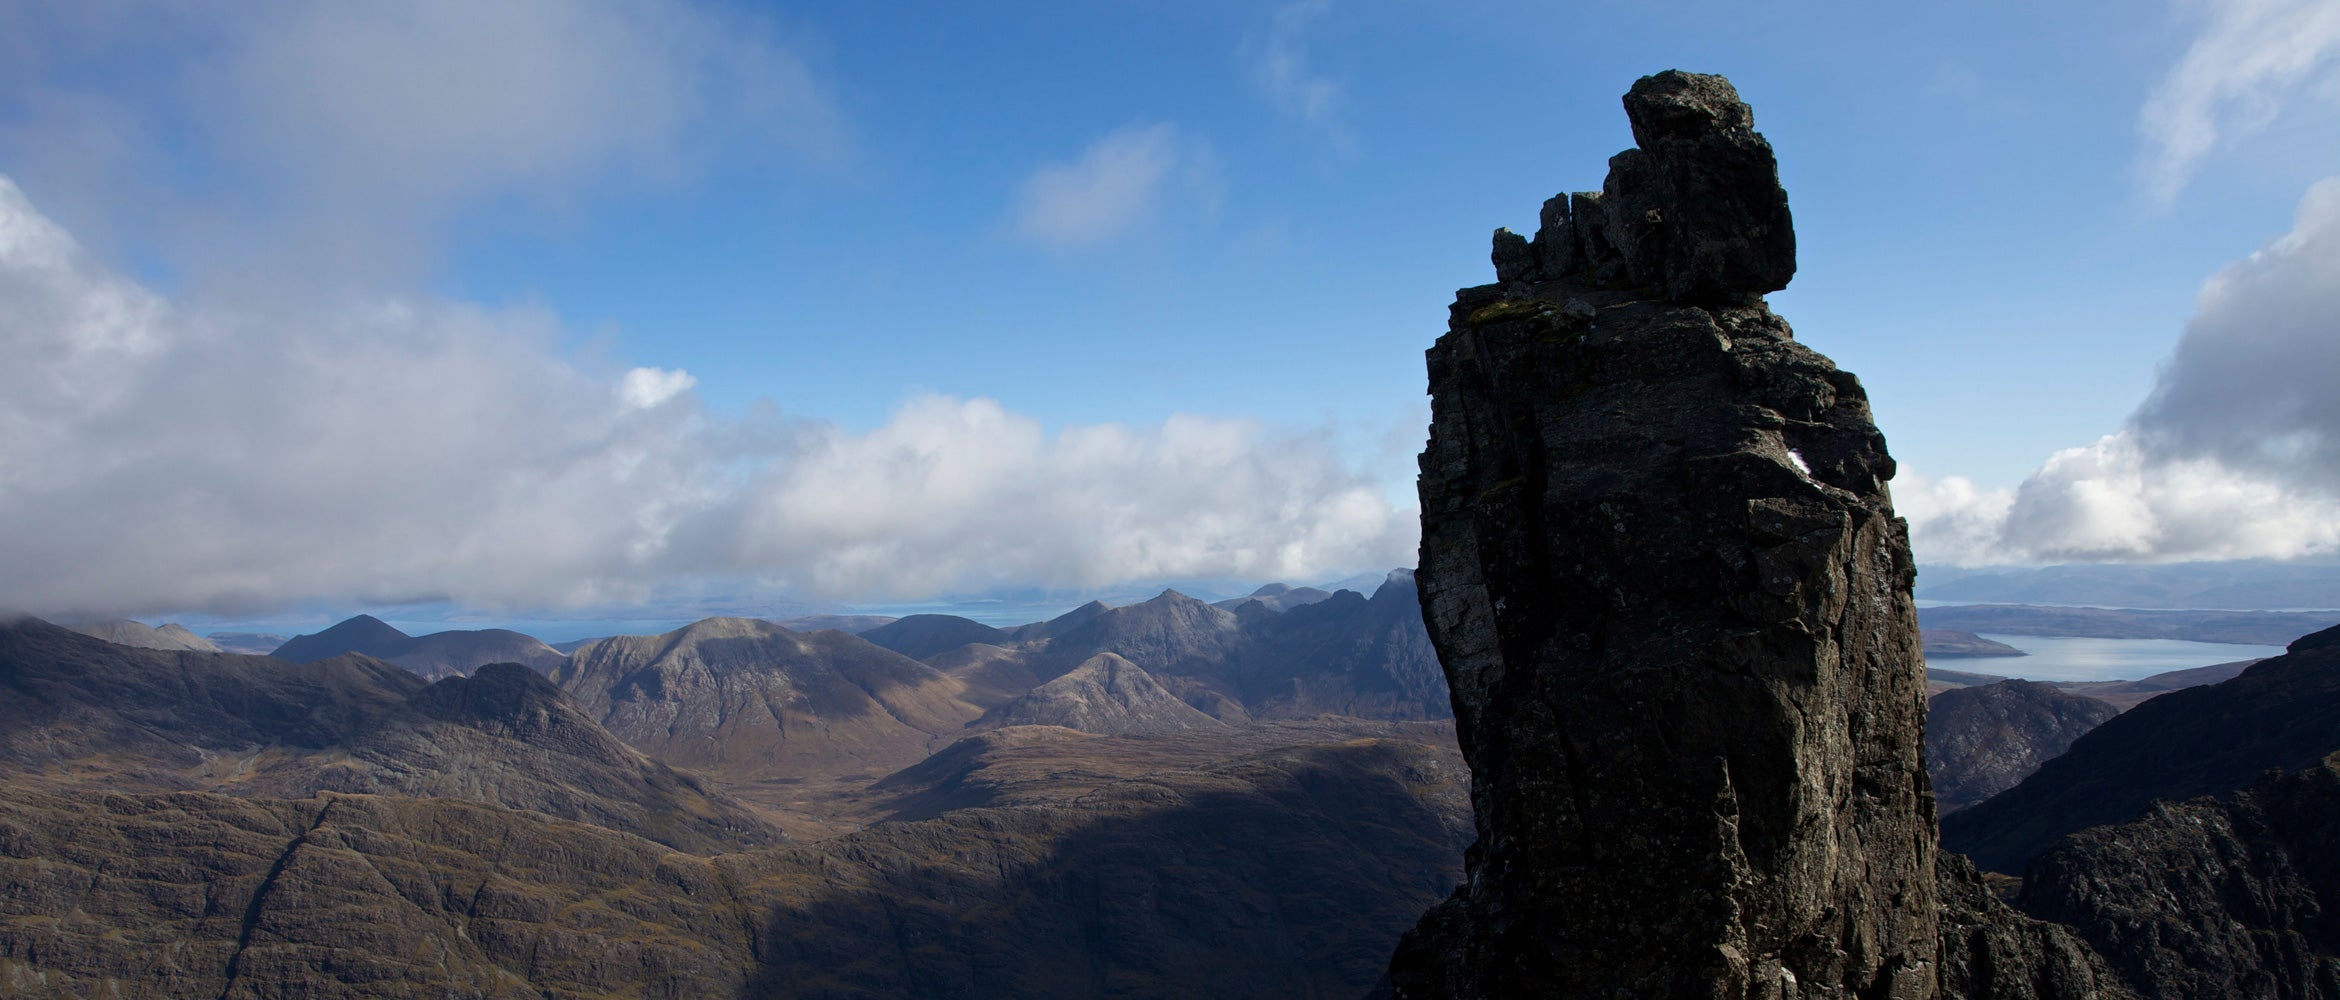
2017 752 2340 999
1928 679 2119 813
1936 854 2134 1000
1385 71 2120 1000
1944 624 2340 874
1387 70 1938 998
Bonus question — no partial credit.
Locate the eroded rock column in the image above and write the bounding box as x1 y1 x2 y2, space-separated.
1387 71 1939 999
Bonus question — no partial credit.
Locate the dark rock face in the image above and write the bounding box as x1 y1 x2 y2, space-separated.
1936 854 2134 1000
1943 624 2340 874
2015 754 2340 999
1928 679 2119 813
1568 70 1797 304
1388 70 1937 998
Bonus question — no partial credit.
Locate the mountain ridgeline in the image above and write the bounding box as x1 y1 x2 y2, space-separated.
271 613 566 678
0 571 1467 997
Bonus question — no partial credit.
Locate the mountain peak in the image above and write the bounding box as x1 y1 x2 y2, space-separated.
982 652 1224 736
272 614 413 664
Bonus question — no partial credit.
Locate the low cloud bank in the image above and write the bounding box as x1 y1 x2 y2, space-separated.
0 180 1414 617
1906 178 2340 565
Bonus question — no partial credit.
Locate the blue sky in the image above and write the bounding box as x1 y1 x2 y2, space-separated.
3 0 2338 619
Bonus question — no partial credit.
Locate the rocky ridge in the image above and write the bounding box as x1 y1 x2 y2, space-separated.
2017 751 2340 997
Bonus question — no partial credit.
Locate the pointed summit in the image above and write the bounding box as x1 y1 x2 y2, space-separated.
271 614 412 663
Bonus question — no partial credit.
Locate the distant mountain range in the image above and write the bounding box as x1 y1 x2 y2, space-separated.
61 618 221 652
0 619 769 852
1917 604 2337 645
0 581 1469 997
18 561 2340 995
1918 560 2340 610
271 613 566 678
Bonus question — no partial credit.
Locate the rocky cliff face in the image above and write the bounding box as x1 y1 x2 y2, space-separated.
1386 71 2123 999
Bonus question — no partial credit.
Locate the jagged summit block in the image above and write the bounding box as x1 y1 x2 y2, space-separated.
1512 69 1796 304
1391 71 1937 997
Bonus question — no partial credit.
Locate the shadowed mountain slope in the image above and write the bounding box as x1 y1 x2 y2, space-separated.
1236 575 1448 720
924 641 1044 709
2017 751 2340 998
860 614 1009 660
1943 623 2340 874
0 720 1470 998
1928 679 2120 813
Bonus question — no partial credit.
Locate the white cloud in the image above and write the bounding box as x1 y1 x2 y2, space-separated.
1993 432 2340 562
0 0 843 284
2131 176 2340 482
1892 472 2014 566
619 367 697 411
1248 1 1349 143
2139 0 2340 202
1010 123 1216 250
0 181 1412 616
1903 176 2340 565
709 396 1414 599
